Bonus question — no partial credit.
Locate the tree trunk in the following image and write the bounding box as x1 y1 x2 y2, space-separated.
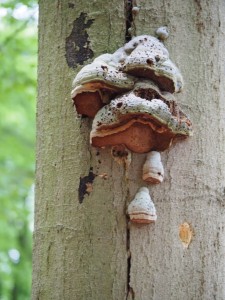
33 1 225 299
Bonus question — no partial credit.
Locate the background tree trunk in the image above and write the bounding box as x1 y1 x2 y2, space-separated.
33 1 225 299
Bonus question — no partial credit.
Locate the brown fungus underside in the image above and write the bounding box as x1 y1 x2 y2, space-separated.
91 113 185 153
90 85 192 153
73 91 103 118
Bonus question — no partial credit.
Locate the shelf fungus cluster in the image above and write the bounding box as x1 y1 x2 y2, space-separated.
71 30 192 224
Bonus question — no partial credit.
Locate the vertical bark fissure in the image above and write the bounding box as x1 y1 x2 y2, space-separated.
126 219 135 299
124 166 134 299
124 2 135 298
125 0 134 41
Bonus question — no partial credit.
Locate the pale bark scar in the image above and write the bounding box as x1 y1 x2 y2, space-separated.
179 222 193 248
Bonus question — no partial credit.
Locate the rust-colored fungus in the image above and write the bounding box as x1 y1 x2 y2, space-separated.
71 54 135 117
90 85 192 153
72 90 103 118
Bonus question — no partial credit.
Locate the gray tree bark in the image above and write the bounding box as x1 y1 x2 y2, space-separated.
32 1 225 299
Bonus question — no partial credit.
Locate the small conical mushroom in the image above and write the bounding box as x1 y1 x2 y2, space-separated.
71 54 135 118
143 151 164 184
122 35 183 93
127 187 157 223
155 26 169 41
90 88 192 153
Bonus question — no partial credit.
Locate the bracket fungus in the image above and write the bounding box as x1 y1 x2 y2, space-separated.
128 187 157 224
132 79 176 103
90 86 192 153
122 35 183 93
71 54 135 117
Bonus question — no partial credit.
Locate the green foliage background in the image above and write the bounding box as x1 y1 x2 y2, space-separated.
0 0 37 299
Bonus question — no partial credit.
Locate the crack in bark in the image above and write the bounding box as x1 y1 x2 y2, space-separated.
125 0 134 41
125 184 134 298
126 219 135 299
124 2 135 298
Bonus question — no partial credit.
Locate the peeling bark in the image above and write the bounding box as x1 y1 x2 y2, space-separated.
65 13 94 68
78 168 96 203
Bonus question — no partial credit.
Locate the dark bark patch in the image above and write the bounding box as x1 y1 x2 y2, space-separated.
125 0 133 41
65 13 94 68
68 3 75 9
78 168 96 203
194 0 205 33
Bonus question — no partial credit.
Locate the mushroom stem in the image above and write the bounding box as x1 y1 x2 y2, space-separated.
142 151 164 184
127 187 157 224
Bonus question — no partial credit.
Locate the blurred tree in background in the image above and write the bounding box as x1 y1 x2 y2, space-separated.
0 0 37 299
